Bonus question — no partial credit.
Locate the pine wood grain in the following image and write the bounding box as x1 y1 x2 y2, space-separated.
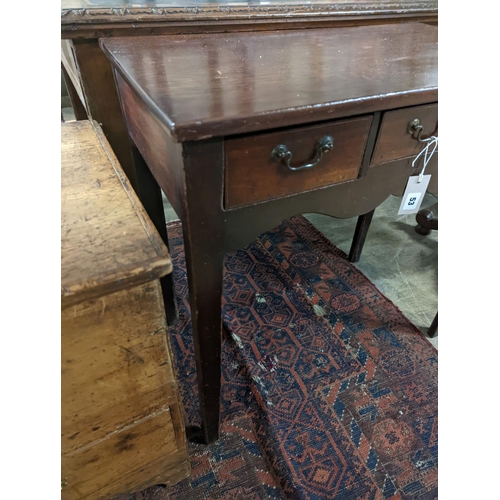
61 121 172 307
62 405 187 499
61 281 189 499
62 282 176 453
61 121 189 497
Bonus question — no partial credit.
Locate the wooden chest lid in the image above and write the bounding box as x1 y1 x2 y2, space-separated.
61 120 172 307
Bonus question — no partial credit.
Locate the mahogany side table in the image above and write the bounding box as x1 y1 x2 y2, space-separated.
101 22 438 443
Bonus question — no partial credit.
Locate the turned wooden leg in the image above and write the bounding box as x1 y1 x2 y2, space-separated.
349 209 375 263
131 146 179 326
415 209 438 236
182 140 225 444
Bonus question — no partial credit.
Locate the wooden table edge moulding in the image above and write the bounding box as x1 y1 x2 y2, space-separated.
61 120 189 498
98 22 438 443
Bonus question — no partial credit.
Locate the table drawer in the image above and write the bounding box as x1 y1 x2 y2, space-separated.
371 103 438 166
224 116 372 208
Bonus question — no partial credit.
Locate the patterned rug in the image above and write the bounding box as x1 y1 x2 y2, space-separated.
124 215 438 500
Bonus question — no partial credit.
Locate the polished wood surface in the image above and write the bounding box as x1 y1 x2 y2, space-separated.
100 23 437 141
225 116 372 208
371 103 438 165
61 120 172 306
114 70 186 219
61 121 189 497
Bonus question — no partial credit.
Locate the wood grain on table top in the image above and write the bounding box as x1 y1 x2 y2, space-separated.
61 120 172 307
100 23 437 141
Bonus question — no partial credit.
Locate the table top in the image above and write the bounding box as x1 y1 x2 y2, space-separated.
61 120 172 306
101 23 438 142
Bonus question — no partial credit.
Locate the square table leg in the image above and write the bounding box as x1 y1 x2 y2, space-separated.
428 312 438 338
131 138 225 444
180 140 225 444
130 146 179 326
349 209 375 262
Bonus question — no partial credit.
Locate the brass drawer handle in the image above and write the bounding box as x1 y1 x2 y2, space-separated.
408 118 438 143
407 118 425 142
271 135 334 172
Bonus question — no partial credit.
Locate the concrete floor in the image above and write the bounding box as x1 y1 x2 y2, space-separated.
305 194 438 348
163 192 438 349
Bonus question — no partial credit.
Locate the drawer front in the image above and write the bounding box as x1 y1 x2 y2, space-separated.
225 116 372 209
371 103 438 166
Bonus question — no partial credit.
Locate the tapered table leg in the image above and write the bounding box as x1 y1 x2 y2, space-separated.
428 312 438 338
182 227 224 443
181 140 225 444
131 146 179 326
349 209 375 263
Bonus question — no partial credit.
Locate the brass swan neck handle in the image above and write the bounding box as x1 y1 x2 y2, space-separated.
271 136 334 172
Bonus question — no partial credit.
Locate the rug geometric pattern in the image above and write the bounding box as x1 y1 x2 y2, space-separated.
121 215 437 500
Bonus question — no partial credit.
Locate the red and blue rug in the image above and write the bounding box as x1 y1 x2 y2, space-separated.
131 215 437 500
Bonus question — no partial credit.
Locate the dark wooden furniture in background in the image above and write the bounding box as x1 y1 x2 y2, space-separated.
416 208 438 236
415 208 438 338
61 120 189 498
99 22 438 443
